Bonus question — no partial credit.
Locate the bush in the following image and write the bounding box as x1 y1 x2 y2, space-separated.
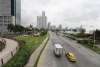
0 39 6 51
77 39 94 47
77 40 88 44
3 35 47 67
40 31 47 36
73 33 91 38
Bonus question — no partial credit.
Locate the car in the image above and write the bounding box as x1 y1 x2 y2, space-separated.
54 44 63 57
66 52 76 62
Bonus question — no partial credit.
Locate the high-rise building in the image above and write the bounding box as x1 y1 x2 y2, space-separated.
0 0 21 33
37 16 41 29
47 22 51 30
16 0 21 25
58 24 62 31
37 11 47 29
0 0 15 33
51 25 56 30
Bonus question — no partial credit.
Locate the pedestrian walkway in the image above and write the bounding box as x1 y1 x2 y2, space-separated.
0 38 19 67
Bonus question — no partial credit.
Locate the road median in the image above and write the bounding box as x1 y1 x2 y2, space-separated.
25 36 49 67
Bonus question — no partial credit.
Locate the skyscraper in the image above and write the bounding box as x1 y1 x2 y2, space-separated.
0 0 21 33
0 0 15 33
16 0 21 25
58 24 62 31
47 22 51 30
37 11 47 29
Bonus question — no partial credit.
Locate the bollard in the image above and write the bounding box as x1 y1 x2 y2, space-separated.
11 51 13 57
1 58 3 65
16 47 17 50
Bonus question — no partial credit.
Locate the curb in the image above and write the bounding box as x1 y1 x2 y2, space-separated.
24 36 49 67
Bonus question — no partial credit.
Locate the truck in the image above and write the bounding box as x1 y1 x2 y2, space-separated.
53 44 63 57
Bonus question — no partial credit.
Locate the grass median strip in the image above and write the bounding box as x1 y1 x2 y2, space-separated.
3 35 47 67
34 36 49 67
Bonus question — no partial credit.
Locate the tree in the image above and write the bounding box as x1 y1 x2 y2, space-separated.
7 24 25 33
80 28 86 34
13 25 25 33
94 30 100 40
7 24 14 32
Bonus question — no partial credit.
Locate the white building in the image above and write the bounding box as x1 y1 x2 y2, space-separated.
37 11 47 29
58 24 62 31
47 22 51 30
51 25 56 30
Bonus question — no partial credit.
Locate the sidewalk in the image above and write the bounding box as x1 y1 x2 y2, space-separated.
0 38 19 67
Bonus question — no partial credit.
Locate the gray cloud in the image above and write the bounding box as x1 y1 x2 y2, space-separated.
22 0 100 30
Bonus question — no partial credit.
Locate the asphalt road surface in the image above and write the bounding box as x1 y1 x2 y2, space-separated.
37 32 100 67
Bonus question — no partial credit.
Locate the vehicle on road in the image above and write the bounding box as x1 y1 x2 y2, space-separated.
54 44 63 57
66 52 76 62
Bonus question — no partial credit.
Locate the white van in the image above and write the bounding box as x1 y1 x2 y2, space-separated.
54 44 63 57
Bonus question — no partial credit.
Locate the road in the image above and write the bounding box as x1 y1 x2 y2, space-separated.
37 32 100 67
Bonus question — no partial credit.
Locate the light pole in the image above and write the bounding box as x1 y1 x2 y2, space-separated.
90 25 96 48
93 15 98 48
93 29 96 48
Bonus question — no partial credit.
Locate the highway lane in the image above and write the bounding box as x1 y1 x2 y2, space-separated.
37 32 100 67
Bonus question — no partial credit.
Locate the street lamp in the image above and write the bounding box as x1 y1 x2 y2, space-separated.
90 25 96 48
93 30 95 48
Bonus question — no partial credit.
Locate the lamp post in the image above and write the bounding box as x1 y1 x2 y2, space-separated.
93 30 95 48
90 25 96 48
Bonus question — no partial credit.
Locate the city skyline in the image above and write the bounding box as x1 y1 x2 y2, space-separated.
22 0 100 31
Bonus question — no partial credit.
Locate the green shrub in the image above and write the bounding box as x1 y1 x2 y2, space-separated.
40 31 47 36
77 39 100 54
3 34 47 67
0 40 6 51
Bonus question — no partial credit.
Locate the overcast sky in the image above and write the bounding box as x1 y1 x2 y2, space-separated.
21 0 100 30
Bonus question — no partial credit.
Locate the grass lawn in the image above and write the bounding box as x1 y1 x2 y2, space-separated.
3 34 47 67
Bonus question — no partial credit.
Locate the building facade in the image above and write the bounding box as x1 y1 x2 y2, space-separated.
51 25 56 30
37 11 47 29
0 0 21 33
47 22 51 30
58 24 62 31
0 0 14 33
15 0 21 25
